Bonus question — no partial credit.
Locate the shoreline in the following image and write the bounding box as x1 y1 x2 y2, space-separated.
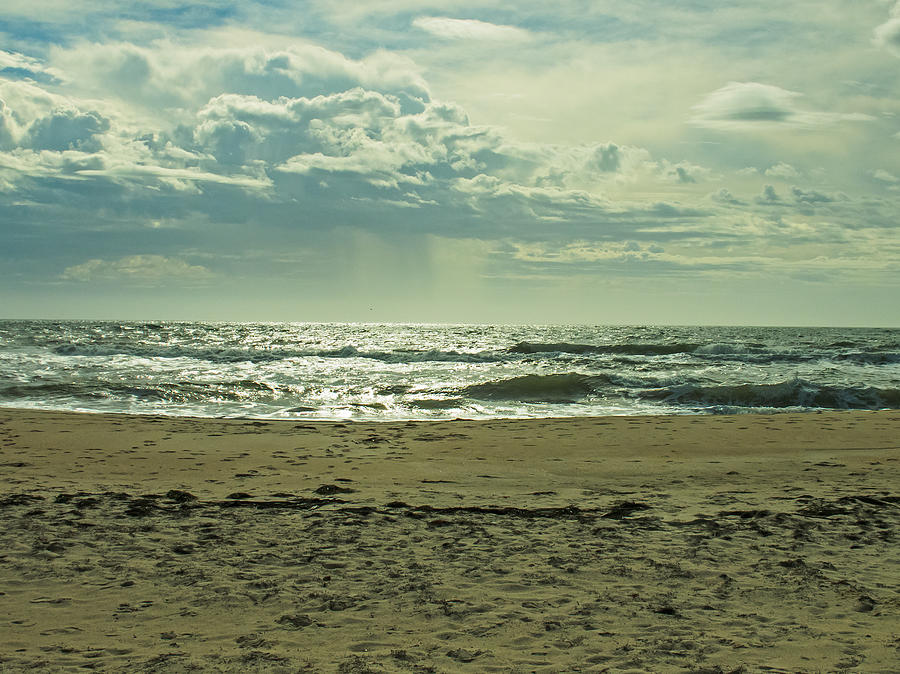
1 408 898 672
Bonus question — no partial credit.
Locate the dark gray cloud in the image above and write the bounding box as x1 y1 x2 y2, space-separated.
590 143 620 172
791 186 833 204
757 184 781 203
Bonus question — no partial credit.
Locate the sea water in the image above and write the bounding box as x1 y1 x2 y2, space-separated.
0 321 897 420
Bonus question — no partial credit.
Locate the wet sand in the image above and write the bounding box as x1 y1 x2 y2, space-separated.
0 408 898 672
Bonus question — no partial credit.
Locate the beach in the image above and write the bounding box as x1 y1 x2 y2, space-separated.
1 408 898 673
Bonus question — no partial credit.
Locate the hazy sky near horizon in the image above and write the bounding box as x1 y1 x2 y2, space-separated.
1 1 899 325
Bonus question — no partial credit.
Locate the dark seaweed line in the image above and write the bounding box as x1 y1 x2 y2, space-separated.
0 491 647 521
3 491 896 524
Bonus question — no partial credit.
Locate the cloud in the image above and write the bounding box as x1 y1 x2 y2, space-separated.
412 17 530 41
690 82 873 130
0 102 14 150
194 88 414 168
25 108 110 152
764 162 800 179
660 160 709 184
61 255 214 282
183 83 649 200
874 2 900 55
0 49 61 84
0 79 72 143
875 18 900 50
757 184 781 203
48 42 432 116
510 240 666 264
872 168 899 183
709 188 744 205
76 162 272 190
791 186 834 204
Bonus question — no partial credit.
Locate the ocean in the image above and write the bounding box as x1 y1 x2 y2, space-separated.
0 321 897 420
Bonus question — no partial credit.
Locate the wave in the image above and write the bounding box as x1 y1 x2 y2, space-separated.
406 397 469 410
0 381 173 402
507 340 900 366
693 343 758 355
460 373 614 402
640 379 900 410
831 352 900 365
40 338 900 369
508 341 700 356
51 343 502 365
0 379 284 404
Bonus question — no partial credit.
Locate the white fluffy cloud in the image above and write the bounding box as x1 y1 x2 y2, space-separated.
874 2 900 54
765 162 800 179
691 82 872 130
48 42 431 119
61 255 214 282
872 168 899 183
412 17 530 41
0 49 60 80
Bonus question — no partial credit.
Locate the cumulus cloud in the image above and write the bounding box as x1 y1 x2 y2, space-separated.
61 255 214 282
765 162 800 179
26 108 110 152
412 17 530 41
0 43 683 259
791 186 834 204
872 168 899 183
0 49 61 84
875 18 900 51
48 42 431 116
709 188 743 205
660 161 709 184
194 88 416 169
691 82 872 130
874 2 900 54
181 83 647 198
757 184 781 203
0 79 72 141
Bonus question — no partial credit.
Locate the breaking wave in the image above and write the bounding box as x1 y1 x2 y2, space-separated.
508 341 699 356
640 379 900 410
51 343 501 364
460 373 614 402
0 379 284 404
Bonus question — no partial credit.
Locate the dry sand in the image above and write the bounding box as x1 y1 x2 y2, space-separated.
0 408 898 673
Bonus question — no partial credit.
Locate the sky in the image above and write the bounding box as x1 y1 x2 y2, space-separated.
1 1 899 325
